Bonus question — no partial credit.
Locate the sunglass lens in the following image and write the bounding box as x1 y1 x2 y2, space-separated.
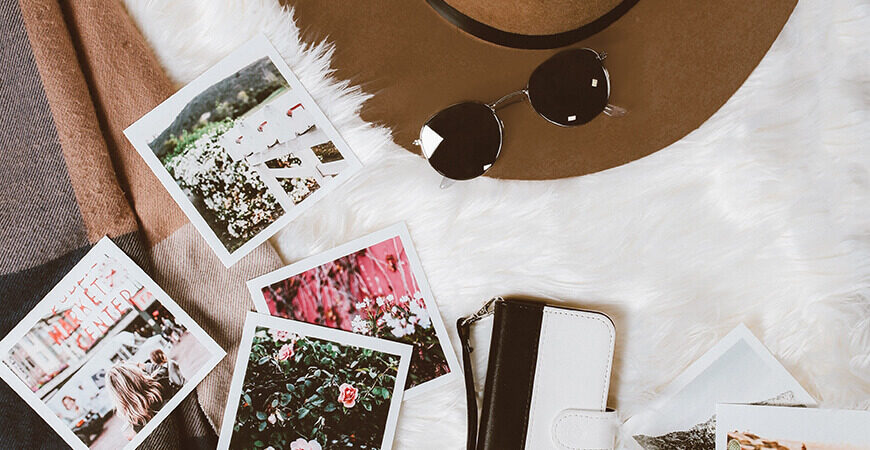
419 102 502 180
527 48 609 126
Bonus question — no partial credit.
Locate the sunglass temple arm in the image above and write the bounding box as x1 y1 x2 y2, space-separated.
596 50 628 117
604 104 627 117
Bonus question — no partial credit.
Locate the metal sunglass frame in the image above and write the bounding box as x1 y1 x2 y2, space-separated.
416 48 626 188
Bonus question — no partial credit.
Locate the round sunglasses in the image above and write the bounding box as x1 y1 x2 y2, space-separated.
415 48 626 186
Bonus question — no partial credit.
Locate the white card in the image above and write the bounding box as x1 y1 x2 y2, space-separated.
217 312 411 450
0 237 225 450
124 34 362 267
623 324 816 449
246 222 461 399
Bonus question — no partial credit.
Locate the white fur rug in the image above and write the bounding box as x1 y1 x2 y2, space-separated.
125 0 870 447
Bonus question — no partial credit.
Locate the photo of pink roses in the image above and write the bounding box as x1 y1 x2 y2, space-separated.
219 313 410 450
248 226 459 394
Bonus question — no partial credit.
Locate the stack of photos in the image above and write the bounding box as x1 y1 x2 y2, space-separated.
218 313 411 450
623 324 816 450
247 223 460 397
124 34 362 267
716 404 870 450
0 238 224 450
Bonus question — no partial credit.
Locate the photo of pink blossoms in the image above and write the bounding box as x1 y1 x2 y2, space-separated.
260 237 450 388
229 326 400 450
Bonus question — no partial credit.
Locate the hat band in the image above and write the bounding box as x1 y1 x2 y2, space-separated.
426 0 639 50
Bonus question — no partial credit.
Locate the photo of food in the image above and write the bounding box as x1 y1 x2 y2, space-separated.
247 224 460 395
218 313 410 450
0 238 224 450
716 404 870 450
124 35 361 266
727 431 863 450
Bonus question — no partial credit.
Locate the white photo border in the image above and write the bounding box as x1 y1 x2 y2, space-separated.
715 404 870 449
245 222 461 399
622 323 816 446
217 312 412 450
123 34 363 267
0 237 226 450
634 323 815 410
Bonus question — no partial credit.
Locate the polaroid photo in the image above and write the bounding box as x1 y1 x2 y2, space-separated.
246 222 461 399
218 312 411 450
124 34 362 267
0 237 225 450
623 324 816 450
716 404 870 450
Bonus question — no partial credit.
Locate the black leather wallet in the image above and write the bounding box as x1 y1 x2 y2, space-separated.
457 297 618 450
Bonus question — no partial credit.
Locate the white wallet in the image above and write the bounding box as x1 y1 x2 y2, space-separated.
457 297 618 450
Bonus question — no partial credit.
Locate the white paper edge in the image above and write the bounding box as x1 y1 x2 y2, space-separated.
622 323 817 439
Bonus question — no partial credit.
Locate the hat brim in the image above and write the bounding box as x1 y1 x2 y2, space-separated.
288 0 797 180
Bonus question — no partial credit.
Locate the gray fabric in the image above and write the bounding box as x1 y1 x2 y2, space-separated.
0 232 145 449
0 242 93 450
0 1 217 447
0 0 89 275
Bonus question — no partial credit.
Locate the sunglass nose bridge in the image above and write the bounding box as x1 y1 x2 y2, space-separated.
487 89 529 111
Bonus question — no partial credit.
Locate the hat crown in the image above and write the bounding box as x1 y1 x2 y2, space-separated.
443 0 624 35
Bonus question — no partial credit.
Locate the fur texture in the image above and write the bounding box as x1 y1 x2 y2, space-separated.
124 0 870 447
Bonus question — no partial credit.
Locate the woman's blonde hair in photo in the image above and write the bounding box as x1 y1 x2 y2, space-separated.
150 348 167 364
107 364 163 428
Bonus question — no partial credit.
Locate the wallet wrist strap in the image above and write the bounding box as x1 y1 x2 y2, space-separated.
457 316 479 450
456 297 499 450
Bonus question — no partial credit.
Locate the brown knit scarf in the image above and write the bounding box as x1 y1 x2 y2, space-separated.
12 0 283 443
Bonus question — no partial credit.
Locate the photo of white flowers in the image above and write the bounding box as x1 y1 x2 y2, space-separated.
124 34 361 267
218 313 410 450
246 223 461 398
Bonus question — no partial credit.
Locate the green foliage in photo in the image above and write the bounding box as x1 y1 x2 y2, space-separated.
230 327 400 450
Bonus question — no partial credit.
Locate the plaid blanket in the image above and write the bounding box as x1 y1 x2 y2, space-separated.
0 0 282 447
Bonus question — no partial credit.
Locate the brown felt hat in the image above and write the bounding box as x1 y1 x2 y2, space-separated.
286 0 797 180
